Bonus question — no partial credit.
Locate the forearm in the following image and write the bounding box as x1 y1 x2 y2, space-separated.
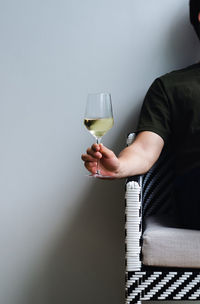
116 131 164 178
117 145 153 178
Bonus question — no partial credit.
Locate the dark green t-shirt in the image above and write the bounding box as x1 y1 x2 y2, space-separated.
137 62 200 176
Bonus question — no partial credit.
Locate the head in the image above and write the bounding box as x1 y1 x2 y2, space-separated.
190 0 200 40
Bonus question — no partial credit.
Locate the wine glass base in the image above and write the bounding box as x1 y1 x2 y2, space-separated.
86 173 114 179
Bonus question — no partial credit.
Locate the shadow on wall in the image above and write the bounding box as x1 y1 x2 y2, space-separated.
20 13 200 304
44 180 125 304
166 12 200 67
168 15 191 64
143 12 200 76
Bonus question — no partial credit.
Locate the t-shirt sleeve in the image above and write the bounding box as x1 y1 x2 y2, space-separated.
136 77 171 143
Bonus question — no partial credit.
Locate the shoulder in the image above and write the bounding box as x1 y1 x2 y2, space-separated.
158 62 200 89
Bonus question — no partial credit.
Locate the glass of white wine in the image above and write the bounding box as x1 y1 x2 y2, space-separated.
84 93 114 177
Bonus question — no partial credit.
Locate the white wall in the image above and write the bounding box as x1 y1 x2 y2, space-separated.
0 0 199 303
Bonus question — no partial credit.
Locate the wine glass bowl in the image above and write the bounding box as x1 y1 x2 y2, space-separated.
84 117 114 139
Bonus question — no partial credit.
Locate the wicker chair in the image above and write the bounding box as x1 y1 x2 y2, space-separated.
125 133 200 304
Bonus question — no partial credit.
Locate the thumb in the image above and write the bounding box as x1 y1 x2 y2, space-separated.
100 144 115 159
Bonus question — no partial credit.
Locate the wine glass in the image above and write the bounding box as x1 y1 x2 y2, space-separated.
84 93 114 177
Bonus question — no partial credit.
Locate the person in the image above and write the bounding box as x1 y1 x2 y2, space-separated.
81 0 200 229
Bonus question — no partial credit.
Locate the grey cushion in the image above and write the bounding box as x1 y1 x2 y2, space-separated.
142 215 200 268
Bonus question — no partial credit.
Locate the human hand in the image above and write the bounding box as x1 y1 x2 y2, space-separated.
81 144 121 179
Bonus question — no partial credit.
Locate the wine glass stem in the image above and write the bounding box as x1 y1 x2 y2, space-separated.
96 137 101 175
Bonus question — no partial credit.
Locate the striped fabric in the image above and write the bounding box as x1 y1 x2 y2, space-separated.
126 271 200 303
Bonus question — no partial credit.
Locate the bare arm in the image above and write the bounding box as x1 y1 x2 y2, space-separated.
117 131 164 177
81 131 164 178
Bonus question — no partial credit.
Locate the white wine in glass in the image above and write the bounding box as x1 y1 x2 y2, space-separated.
84 93 114 177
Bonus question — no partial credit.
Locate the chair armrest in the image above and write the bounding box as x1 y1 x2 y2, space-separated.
125 133 143 188
125 134 143 271
125 133 144 304
125 180 142 271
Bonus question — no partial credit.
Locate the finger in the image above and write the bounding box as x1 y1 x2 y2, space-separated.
100 144 115 158
85 161 97 174
86 148 102 159
91 143 101 152
81 154 97 162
